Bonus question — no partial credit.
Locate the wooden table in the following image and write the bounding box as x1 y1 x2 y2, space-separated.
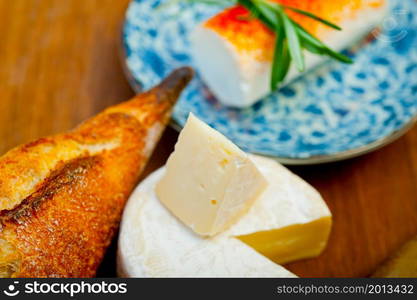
1 0 417 278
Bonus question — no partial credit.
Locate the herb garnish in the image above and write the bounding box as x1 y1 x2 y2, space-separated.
161 0 353 90
235 0 353 90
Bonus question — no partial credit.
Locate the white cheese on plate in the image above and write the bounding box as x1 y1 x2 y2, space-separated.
156 113 268 236
190 1 389 107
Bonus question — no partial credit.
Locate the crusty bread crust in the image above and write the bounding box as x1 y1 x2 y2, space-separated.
0 67 193 277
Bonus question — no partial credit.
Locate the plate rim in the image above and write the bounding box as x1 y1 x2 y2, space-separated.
120 0 417 165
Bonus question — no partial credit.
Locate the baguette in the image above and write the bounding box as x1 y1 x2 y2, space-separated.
0 67 193 277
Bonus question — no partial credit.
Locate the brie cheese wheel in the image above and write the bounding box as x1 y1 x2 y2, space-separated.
118 155 331 277
190 0 388 107
156 113 268 236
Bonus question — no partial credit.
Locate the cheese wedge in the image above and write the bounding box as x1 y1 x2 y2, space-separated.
190 0 388 107
156 113 268 236
118 155 331 277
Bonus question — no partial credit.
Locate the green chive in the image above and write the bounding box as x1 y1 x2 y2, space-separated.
283 5 342 30
282 11 305 72
294 23 352 63
323 47 353 63
252 0 280 27
271 17 291 89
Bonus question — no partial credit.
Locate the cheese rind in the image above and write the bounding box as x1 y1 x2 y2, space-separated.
156 113 268 236
118 155 332 277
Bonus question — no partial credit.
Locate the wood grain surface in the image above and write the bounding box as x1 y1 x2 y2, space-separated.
1 0 416 278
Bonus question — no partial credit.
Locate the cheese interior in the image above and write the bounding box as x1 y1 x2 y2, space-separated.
238 217 332 265
156 113 268 236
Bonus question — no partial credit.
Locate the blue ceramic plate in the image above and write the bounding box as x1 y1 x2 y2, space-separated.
122 0 417 164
